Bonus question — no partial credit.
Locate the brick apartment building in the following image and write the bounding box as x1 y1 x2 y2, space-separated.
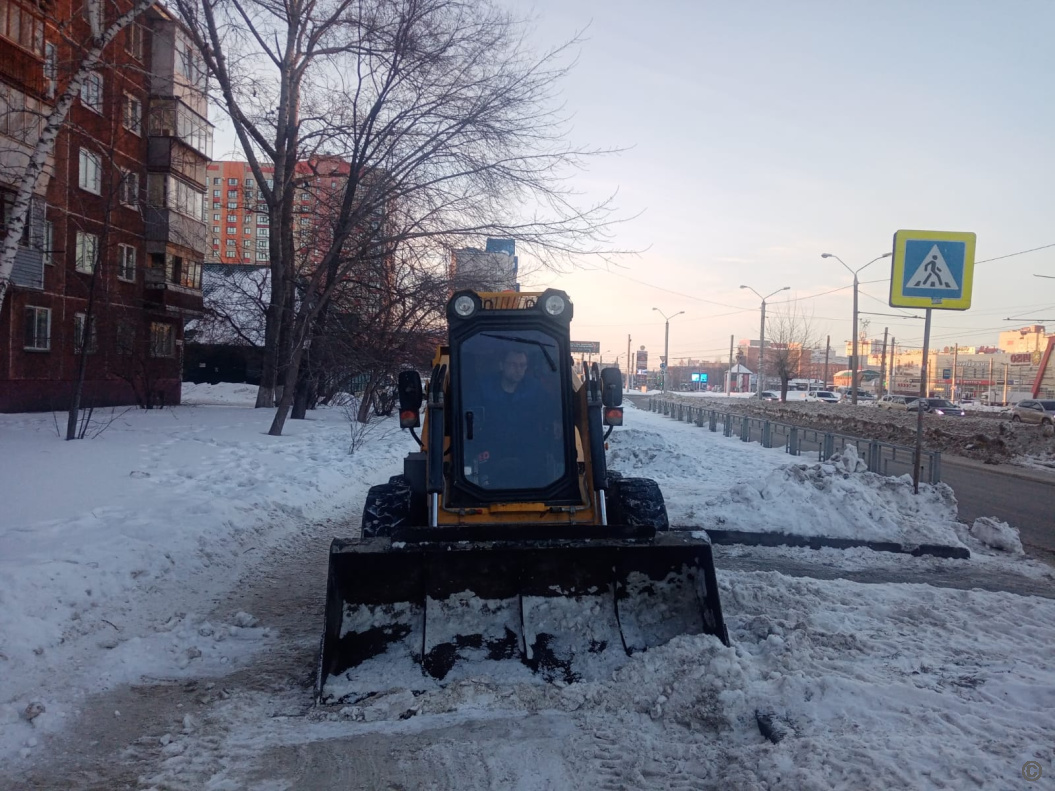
0 0 210 412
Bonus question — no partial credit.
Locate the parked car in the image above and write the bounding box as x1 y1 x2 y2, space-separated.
755 390 781 402
839 389 876 403
808 390 842 404
1011 399 1055 425
907 398 966 416
877 394 916 410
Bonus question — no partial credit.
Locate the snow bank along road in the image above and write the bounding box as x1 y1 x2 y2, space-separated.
2 385 1054 790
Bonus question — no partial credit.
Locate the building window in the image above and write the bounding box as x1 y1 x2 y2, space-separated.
212 225 219 233
212 201 220 209
24 306 50 351
212 213 220 221
227 178 238 186
213 189 220 197
80 71 103 113
150 322 175 357
123 94 142 134
226 226 236 234
257 228 268 237
226 202 236 209
78 148 102 194
212 237 219 246
225 250 236 258
44 43 57 98
243 239 251 249
43 220 53 265
115 321 135 355
73 313 98 354
182 260 201 289
75 231 98 273
227 190 238 199
226 239 236 247
244 178 254 187
117 243 136 281
226 214 237 222
256 251 267 261
119 171 139 206
125 22 143 60
213 177 221 185
256 239 267 250
1 2 44 55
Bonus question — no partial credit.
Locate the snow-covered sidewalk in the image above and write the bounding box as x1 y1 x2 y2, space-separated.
2 385 1053 788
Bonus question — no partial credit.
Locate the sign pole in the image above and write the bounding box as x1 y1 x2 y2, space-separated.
913 309 932 494
727 335 733 396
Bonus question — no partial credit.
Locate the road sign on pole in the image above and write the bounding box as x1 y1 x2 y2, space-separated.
889 230 976 310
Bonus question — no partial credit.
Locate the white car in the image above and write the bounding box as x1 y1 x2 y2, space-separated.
808 390 842 404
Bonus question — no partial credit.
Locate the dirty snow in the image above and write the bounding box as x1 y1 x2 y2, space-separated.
1 384 1054 789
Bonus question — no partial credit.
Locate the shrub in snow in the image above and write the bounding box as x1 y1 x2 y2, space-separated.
969 517 1024 554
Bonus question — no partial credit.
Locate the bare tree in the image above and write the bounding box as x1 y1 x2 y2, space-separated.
0 0 158 317
766 303 819 401
174 0 624 435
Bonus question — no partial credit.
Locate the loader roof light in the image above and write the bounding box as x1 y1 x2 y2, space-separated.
453 295 476 317
543 294 565 316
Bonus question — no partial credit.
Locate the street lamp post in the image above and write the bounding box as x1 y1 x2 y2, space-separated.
821 252 892 405
739 285 790 397
652 307 684 392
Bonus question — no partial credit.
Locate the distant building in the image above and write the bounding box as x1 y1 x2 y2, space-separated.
204 160 273 266
998 325 1050 354
451 238 518 291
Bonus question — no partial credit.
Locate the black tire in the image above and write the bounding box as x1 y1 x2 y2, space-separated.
608 477 669 531
361 482 412 537
1011 414 1021 423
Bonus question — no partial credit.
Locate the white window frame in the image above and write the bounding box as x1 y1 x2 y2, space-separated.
44 43 57 98
43 219 53 265
256 251 267 261
78 148 102 194
123 93 142 135
80 71 103 113
24 306 50 351
119 170 139 207
227 178 238 186
149 322 175 358
117 243 136 281
125 22 143 60
226 226 236 234
75 230 98 273
73 312 98 354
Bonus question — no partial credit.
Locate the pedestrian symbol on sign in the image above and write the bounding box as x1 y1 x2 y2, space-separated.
908 245 959 291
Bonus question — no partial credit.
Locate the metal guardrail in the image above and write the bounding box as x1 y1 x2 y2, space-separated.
648 397 942 484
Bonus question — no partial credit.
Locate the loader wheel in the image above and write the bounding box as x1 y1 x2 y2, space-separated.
608 477 669 532
361 482 412 537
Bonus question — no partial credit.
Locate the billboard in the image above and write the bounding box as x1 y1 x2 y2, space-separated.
570 341 601 354
690 373 709 383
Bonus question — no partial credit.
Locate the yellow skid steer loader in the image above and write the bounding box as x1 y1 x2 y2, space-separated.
316 290 727 703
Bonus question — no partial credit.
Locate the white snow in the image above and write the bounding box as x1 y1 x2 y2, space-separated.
2 384 1054 789
969 517 1025 554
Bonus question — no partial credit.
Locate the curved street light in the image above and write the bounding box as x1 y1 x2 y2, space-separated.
821 252 892 404
739 285 790 397
652 307 685 392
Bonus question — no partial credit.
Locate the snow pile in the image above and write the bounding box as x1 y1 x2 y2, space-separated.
697 446 965 547
969 517 1025 554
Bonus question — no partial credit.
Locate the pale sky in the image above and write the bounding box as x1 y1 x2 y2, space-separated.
517 0 1055 365
212 0 1055 367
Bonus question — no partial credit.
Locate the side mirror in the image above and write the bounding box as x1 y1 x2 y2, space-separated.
397 370 423 428
600 367 623 408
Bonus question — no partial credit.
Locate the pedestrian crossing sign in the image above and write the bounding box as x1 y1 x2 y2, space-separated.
889 229 976 310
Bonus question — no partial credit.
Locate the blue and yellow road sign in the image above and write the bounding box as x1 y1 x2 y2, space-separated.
889 230 976 310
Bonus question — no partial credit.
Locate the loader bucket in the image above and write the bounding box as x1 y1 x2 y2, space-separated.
316 532 728 704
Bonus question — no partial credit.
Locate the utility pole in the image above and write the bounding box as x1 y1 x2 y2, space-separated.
727 335 733 395
879 328 889 397
889 337 896 392
821 252 892 405
951 343 959 401
626 334 631 392
823 335 830 389
740 284 789 397
988 357 993 402
652 308 683 394
1003 362 1009 405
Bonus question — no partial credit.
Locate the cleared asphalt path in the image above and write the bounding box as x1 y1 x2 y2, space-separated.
942 456 1055 562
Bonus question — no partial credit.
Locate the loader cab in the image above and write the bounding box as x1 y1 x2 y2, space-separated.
446 289 581 506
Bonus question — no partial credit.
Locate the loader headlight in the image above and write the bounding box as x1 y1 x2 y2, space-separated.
543 294 565 316
453 295 476 317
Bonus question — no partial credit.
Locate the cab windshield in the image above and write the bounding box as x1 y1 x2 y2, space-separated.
458 330 566 490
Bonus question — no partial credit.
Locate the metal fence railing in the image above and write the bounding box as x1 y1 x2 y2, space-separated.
648 397 942 484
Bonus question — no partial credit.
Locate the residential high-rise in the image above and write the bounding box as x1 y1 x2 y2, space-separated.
0 1 211 411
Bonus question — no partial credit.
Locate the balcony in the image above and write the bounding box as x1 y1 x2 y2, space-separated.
147 137 207 187
0 40 44 97
144 267 204 316
144 207 207 252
